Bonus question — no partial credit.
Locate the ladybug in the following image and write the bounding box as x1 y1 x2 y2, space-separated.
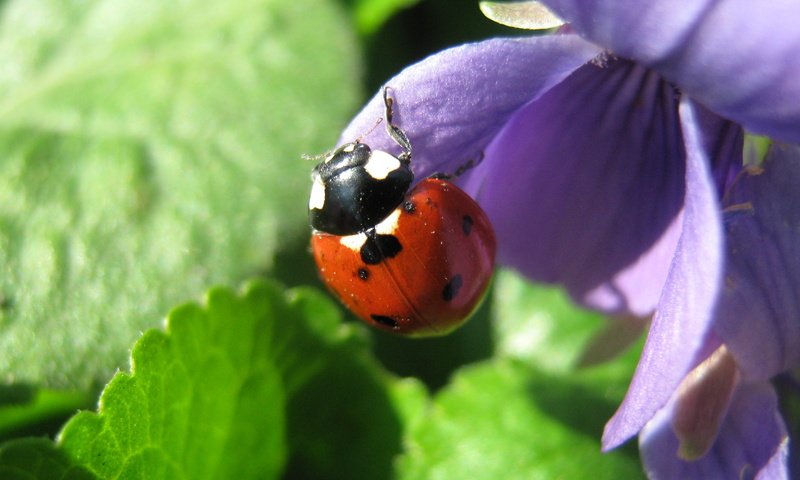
309 88 496 336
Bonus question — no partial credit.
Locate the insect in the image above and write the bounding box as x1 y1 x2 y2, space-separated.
309 88 496 336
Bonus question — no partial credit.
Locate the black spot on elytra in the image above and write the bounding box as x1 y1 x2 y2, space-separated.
371 314 399 329
462 215 474 235
360 233 402 265
442 274 464 301
358 268 369 280
403 200 416 213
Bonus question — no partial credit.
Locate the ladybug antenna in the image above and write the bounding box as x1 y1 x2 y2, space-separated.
355 117 383 144
301 151 328 162
303 117 385 163
383 87 412 162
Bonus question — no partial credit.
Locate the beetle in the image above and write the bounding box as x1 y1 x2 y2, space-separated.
309 88 496 336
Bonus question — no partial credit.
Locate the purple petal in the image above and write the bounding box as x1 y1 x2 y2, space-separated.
463 58 725 319
339 35 601 178
603 99 724 449
715 144 800 380
692 102 745 198
541 0 800 142
639 382 789 480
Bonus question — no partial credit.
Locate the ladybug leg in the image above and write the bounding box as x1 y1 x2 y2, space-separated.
383 87 412 163
452 150 485 177
428 172 452 180
427 151 486 181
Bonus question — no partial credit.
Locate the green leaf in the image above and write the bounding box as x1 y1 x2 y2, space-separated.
390 269 648 478
0 282 417 479
56 283 289 479
371 294 495 390
492 269 612 371
0 0 361 388
283 288 419 480
0 438 95 480
491 269 645 374
0 389 91 442
396 359 645 479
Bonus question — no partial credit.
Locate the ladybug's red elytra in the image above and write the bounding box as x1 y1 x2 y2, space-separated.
309 88 496 336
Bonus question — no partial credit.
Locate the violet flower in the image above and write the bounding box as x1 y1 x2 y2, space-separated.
338 1 800 477
639 145 800 478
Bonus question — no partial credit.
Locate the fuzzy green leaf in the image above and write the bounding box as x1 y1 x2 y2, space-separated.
0 0 360 388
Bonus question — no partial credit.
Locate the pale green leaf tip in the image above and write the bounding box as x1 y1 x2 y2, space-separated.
479 1 566 30
744 133 772 166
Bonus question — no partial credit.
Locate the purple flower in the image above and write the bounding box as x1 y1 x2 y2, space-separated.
337 1 800 477
639 144 800 478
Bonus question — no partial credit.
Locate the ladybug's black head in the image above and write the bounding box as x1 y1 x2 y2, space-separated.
309 142 413 235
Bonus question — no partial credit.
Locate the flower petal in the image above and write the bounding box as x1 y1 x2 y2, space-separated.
603 98 724 449
715 144 800 380
479 1 566 30
692 102 745 198
464 58 717 318
541 0 800 142
581 101 741 316
338 35 601 178
639 382 789 480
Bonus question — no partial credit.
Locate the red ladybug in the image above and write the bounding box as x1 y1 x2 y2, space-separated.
309 88 496 336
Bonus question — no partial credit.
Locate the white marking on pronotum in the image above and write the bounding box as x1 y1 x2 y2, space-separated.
325 143 356 163
375 209 401 235
364 151 400 180
339 209 402 252
308 177 326 210
340 232 368 251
